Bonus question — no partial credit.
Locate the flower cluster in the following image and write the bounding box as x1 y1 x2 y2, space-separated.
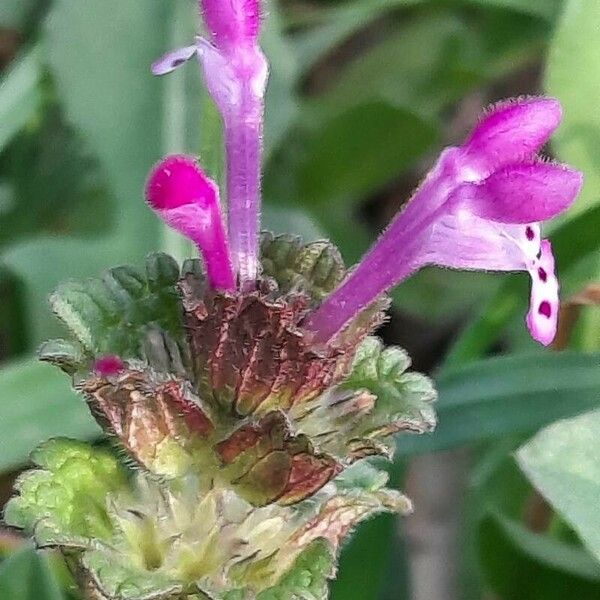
151 3 582 348
6 1 583 599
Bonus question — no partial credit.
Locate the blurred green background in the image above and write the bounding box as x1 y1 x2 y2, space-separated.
0 0 599 598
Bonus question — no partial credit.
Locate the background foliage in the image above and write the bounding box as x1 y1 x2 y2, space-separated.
0 0 598 598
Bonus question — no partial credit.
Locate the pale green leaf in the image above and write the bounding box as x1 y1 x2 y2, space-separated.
518 409 600 565
0 0 36 28
546 0 600 217
0 357 98 472
256 540 335 600
0 48 41 150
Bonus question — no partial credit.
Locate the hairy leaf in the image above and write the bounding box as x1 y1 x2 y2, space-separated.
46 253 184 369
5 438 125 547
260 233 346 301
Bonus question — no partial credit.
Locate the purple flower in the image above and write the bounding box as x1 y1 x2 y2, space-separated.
152 0 268 285
146 155 235 291
149 13 581 351
304 98 583 347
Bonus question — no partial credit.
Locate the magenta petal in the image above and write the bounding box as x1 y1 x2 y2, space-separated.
200 0 259 49
462 97 562 173
147 155 217 211
146 155 235 291
152 45 197 76
458 161 583 224
526 240 559 346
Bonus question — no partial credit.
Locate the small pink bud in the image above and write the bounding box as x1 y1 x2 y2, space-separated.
94 355 125 377
146 155 236 291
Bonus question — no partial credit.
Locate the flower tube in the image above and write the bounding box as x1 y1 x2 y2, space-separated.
304 98 583 346
152 0 268 285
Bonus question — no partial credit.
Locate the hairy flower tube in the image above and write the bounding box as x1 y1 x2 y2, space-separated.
305 98 583 346
153 0 267 284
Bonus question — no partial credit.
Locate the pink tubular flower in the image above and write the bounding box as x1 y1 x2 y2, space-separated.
146 155 235 291
152 0 268 285
304 98 583 347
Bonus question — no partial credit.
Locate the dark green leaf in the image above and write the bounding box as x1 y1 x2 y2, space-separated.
306 14 481 120
260 232 346 301
400 351 600 455
299 102 437 206
479 512 600 600
0 107 113 247
291 0 556 74
0 546 66 600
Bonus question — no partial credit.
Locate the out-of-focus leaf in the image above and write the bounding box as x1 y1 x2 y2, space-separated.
262 0 298 158
546 0 600 218
518 409 600 566
479 512 600 600
299 102 437 206
0 356 98 472
2 237 142 346
331 461 409 600
445 203 600 365
0 108 112 247
262 203 325 241
292 0 422 71
399 351 600 455
303 8 546 136
472 0 561 19
0 0 37 29
306 14 481 120
0 48 41 151
45 0 165 236
5 0 198 346
469 436 600 600
0 267 27 356
0 546 66 600
291 0 556 74
331 515 404 600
